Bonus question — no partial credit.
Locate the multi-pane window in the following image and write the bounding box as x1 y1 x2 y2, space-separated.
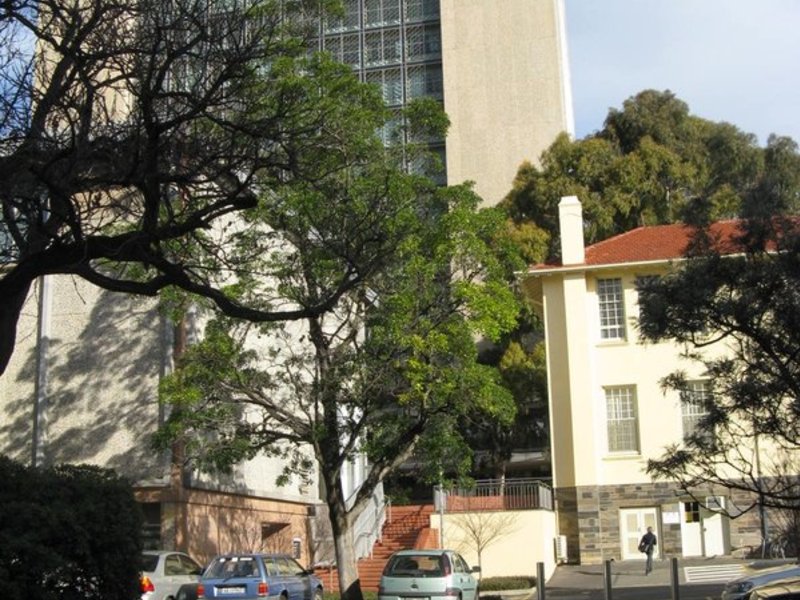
405 24 441 62
364 29 402 66
598 277 626 340
405 0 439 22
406 64 442 100
324 34 361 68
682 380 711 440
324 0 361 32
684 501 700 523
365 0 401 27
366 68 404 106
373 108 403 145
605 386 639 453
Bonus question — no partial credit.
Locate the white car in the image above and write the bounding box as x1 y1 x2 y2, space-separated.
141 550 204 600
721 565 800 600
378 549 480 600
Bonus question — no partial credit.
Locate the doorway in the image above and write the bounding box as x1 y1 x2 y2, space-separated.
680 498 731 557
620 507 659 560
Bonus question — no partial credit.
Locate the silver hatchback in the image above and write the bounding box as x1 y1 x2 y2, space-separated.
378 550 481 600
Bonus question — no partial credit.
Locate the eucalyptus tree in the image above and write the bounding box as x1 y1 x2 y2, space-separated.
501 89 799 260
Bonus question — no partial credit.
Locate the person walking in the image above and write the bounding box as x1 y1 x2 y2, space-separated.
638 526 657 575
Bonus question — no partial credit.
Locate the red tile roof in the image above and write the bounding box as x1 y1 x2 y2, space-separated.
532 220 748 271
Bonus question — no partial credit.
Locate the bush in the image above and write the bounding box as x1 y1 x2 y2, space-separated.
0 457 143 600
479 576 537 591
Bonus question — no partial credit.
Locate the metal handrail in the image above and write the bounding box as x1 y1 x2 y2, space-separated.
442 477 554 512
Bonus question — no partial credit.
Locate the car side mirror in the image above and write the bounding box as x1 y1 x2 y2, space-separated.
471 566 481 573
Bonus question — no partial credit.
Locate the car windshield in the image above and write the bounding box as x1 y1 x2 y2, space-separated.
385 554 445 577
141 554 160 573
205 556 259 579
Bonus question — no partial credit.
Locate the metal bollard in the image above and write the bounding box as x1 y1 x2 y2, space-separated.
603 559 613 600
670 557 680 600
536 562 545 600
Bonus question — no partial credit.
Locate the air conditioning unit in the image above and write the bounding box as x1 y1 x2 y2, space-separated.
706 495 727 511
554 534 568 563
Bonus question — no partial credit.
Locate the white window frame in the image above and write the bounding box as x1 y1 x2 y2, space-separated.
605 385 639 453
682 380 711 441
598 277 626 340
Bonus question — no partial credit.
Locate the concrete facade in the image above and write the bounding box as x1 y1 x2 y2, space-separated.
315 0 573 206
0 275 325 563
440 0 573 205
434 508 559 580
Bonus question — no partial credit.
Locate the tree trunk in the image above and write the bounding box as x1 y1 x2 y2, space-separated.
0 279 32 377
328 498 364 600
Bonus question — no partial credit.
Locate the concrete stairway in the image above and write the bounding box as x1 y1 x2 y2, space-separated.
315 504 435 592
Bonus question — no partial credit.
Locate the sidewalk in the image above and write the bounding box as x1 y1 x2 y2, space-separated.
546 557 795 590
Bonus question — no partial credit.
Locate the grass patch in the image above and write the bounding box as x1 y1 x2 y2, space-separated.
479 576 537 591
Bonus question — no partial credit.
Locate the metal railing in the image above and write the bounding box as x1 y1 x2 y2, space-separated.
351 486 390 559
442 478 553 512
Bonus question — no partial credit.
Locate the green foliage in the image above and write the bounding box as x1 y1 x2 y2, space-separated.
0 457 143 600
478 576 537 591
157 99 521 494
502 89 800 258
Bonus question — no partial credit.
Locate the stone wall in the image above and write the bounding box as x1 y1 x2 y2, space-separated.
556 482 765 564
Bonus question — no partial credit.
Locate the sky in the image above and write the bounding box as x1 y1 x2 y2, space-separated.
564 0 800 146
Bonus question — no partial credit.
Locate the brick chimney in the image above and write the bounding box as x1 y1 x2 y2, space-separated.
559 195 585 265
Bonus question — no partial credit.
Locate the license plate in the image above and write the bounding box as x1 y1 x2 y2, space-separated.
219 586 246 595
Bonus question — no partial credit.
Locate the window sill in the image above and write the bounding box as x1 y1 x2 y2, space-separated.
597 339 628 347
603 453 642 461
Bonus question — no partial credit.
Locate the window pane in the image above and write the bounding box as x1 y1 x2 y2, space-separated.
606 386 639 452
598 278 625 340
405 0 439 22
325 0 360 32
365 29 401 66
366 69 403 107
365 0 401 27
406 64 442 100
405 24 440 62
682 380 711 440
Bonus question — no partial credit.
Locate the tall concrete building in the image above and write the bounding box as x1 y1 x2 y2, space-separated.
312 0 574 205
0 0 573 567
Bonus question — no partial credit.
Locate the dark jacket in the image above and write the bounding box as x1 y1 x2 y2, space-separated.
639 531 657 554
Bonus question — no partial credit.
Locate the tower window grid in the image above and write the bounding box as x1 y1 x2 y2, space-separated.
312 0 444 179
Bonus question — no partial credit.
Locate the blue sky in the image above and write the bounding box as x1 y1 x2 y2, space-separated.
564 0 800 146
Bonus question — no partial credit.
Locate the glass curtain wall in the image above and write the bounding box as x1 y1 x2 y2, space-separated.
310 0 445 182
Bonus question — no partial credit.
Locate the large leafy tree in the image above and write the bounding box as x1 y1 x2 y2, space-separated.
501 89 800 260
157 167 521 600
0 0 393 376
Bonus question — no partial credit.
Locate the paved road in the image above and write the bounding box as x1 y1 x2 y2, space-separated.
544 583 724 600
538 557 797 600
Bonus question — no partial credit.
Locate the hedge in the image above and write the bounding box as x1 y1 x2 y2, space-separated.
0 456 143 600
